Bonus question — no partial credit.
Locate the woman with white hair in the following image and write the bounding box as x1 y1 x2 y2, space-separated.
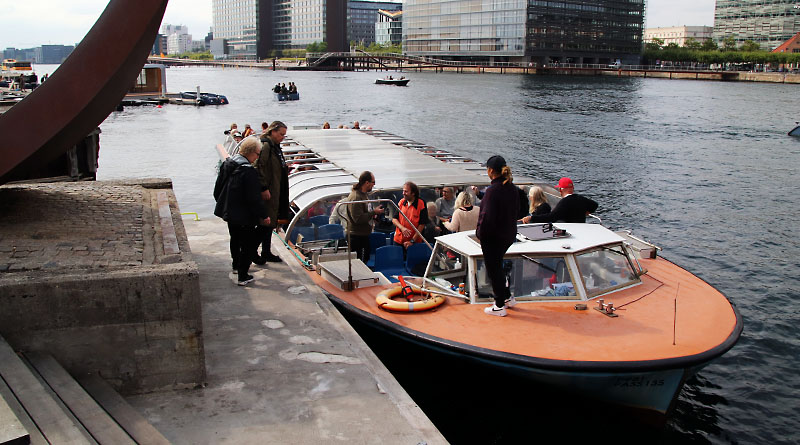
443 191 479 233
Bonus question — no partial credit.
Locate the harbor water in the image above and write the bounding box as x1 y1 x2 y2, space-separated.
52 64 799 443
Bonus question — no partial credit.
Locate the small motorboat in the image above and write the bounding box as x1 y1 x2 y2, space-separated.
275 92 300 101
788 123 800 136
266 128 741 420
375 77 409 86
179 91 229 105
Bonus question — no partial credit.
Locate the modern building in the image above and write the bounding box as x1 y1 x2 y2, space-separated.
644 26 713 47
714 0 800 50
403 0 645 65
151 34 168 55
376 9 403 46
348 0 402 46
34 45 74 64
167 33 192 55
211 0 347 59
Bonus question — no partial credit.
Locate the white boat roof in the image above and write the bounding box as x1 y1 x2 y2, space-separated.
436 223 626 257
285 128 536 211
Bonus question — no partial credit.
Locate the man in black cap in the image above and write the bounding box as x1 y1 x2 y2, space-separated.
476 155 519 317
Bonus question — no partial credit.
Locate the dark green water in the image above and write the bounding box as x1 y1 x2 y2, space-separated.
93 66 800 444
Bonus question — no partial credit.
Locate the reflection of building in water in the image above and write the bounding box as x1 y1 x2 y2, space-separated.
714 1 800 50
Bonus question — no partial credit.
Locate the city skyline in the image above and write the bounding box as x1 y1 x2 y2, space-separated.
1 0 715 50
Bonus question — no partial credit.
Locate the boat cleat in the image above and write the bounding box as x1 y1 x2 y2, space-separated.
594 298 618 318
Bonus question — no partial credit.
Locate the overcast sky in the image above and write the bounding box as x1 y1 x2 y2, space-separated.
1 0 716 49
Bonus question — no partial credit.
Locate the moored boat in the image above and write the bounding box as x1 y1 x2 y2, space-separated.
789 123 800 137
218 127 742 418
179 91 229 105
1 59 38 89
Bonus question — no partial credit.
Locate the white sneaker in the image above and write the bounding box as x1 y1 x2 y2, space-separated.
484 304 507 317
504 297 517 309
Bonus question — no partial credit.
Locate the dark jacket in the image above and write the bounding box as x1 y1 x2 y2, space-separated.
529 193 598 224
255 134 289 226
214 155 267 226
345 189 374 236
476 177 519 246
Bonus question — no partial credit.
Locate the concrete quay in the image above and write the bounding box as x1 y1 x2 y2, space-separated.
125 215 446 444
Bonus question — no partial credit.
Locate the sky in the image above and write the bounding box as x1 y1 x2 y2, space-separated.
0 0 716 49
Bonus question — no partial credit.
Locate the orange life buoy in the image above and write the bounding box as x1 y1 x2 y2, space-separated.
376 285 446 312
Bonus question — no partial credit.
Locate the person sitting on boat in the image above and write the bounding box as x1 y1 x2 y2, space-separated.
213 137 268 286
477 155 519 317
280 83 289 95
254 121 290 264
289 82 297 94
242 124 254 138
528 177 598 224
232 131 243 143
261 122 269 135
273 84 281 93
435 186 456 223
519 186 551 224
422 202 441 244
345 171 384 263
353 121 360 129
225 123 238 135
392 181 429 250
323 122 331 129
444 191 480 233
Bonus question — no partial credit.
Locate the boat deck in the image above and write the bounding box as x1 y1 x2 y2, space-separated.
308 255 738 365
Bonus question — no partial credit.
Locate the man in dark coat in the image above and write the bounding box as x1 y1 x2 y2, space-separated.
214 138 268 285
254 121 289 263
529 177 598 224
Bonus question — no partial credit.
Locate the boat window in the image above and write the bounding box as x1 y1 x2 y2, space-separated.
475 255 578 301
425 243 469 295
575 245 639 298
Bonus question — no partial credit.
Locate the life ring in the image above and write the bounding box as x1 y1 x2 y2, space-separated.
376 286 446 312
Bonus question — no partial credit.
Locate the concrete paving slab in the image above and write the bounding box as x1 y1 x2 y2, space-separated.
126 216 446 444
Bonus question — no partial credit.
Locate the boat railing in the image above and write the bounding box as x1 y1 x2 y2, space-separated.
327 198 433 291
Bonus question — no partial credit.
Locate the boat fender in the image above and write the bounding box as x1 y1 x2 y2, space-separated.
376 285 446 312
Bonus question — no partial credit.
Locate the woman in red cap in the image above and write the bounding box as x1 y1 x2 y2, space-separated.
476 155 519 317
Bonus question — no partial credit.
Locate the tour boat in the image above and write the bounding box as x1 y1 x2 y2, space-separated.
0 59 38 89
220 127 742 418
375 78 409 86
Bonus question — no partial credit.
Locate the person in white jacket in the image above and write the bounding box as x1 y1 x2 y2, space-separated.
443 191 479 233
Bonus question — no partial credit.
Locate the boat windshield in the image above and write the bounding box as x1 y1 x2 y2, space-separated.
574 244 639 298
475 254 579 301
424 243 469 296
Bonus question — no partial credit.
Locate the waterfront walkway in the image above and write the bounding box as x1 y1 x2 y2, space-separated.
126 215 445 444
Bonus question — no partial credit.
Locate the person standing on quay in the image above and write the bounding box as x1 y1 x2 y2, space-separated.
345 171 383 262
213 138 267 286
476 155 519 317
254 121 289 263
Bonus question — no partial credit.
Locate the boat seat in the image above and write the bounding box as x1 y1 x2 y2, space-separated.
290 226 315 244
366 232 390 268
373 245 405 283
317 224 344 241
405 243 432 276
309 215 330 229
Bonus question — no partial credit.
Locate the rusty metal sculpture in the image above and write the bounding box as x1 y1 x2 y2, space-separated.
0 0 169 184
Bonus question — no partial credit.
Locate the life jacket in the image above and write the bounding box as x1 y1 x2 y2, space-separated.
393 198 424 244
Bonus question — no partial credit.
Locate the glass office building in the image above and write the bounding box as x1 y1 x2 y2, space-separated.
714 0 800 50
348 0 402 45
212 0 260 58
404 0 644 64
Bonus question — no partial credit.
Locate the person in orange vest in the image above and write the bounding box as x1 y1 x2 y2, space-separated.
392 181 429 249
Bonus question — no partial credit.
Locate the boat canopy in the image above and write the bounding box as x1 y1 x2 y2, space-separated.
282 128 539 233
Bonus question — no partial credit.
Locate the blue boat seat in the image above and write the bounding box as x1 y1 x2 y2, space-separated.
317 223 344 241
374 245 406 282
366 232 390 269
290 226 315 244
405 243 432 276
309 215 330 229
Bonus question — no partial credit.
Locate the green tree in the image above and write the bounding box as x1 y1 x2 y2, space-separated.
722 36 737 51
684 38 702 50
740 40 761 52
645 37 664 51
700 39 718 51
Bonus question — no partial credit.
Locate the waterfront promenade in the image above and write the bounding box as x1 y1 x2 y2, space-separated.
0 179 444 444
